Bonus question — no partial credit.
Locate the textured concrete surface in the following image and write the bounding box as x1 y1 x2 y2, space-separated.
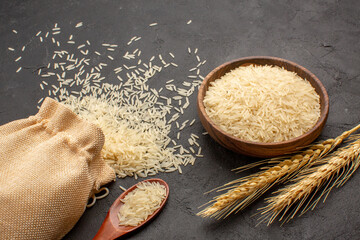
1 1 360 239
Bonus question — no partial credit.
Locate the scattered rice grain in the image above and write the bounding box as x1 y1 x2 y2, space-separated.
75 22 83 28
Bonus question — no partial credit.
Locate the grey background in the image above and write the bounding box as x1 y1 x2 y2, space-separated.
1 1 359 239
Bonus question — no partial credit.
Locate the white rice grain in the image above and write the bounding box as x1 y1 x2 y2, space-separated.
75 22 83 28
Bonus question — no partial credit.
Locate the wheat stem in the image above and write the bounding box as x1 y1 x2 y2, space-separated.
260 138 360 225
197 124 360 219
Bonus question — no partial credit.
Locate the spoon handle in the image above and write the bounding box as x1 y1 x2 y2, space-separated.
93 215 126 240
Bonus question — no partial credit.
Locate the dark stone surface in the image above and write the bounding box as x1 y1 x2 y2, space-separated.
1 1 360 239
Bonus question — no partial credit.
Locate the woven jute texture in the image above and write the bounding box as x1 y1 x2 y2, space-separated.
0 98 115 240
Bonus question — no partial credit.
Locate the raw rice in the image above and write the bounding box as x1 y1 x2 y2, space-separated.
12 21 207 179
75 22 83 28
118 181 166 226
203 65 320 143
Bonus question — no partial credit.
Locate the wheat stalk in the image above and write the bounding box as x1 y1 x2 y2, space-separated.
197 124 360 219
260 138 360 225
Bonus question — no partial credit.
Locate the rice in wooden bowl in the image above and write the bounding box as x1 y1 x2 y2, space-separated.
197 56 329 158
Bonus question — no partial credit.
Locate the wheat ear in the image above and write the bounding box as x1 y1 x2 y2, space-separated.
197 124 360 219
260 138 360 225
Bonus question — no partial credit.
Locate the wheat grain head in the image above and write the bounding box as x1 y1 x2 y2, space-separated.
198 124 360 219
260 138 360 225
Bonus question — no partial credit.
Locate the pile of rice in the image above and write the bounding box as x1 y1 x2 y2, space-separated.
118 181 167 226
203 65 321 143
64 95 192 178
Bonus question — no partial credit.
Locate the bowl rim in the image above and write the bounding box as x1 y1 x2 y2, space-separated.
197 56 330 147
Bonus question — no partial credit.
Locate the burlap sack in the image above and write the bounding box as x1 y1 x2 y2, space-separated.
0 97 116 239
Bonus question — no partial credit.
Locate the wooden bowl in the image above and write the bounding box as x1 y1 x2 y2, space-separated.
197 56 329 158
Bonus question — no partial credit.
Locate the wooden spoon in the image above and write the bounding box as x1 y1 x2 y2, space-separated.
93 178 169 240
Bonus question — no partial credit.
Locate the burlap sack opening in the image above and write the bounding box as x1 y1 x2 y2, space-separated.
0 97 116 240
